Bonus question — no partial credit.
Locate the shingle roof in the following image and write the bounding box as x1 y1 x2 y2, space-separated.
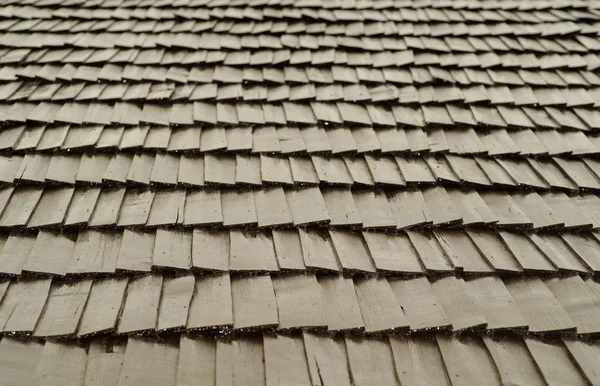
1 0 600 384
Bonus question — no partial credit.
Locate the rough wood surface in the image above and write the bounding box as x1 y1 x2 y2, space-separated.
216 337 265 386
84 340 127 386
78 277 128 337
191 229 229 271
354 276 409 333
118 338 178 386
34 278 92 337
117 273 163 334
504 277 576 333
482 336 545 386
0 338 44 386
389 277 451 331
157 274 195 331
231 275 278 330
436 335 502 386
390 336 450 386
152 229 192 270
303 332 352 386
272 273 326 329
177 337 215 386
33 341 88 386
187 273 233 330
345 336 400 386
264 334 311 386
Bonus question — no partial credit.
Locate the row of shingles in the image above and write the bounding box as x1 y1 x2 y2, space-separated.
0 22 595 50
2 46 600 76
2 122 600 156
1 332 598 386
3 100 600 132
4 76 600 108
1 19 594 40
2 143 600 190
1 34 599 67
0 217 598 276
3 49 600 80
3 78 600 113
3 167 600 227
0 30 597 61
3 29 594 51
3 0 596 13
0 9 595 37
0 7 593 34
0 2 594 22
0 272 600 338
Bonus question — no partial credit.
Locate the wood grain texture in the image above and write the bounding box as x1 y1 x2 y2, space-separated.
157 274 195 331
317 275 364 331
303 332 352 386
482 336 545 386
436 335 502 386
184 189 222 225
321 188 362 227
354 276 409 333
71 230 122 274
0 338 44 386
177 336 216 386
0 187 42 227
64 187 101 226
389 277 451 331
253 186 293 227
467 276 528 331
345 336 400 386
191 229 229 271
152 229 192 270
147 189 186 226
272 273 326 329
0 233 36 275
363 232 422 273
77 277 128 337
525 337 588 386
216 337 265 386
544 275 600 334
504 277 576 333
285 186 330 225
34 278 92 337
221 189 257 226
117 188 154 226
33 341 87 386
88 187 126 227
236 154 262 185
390 336 450 386
231 275 278 330
329 230 376 273
430 276 488 331
272 229 305 271
27 186 74 227
406 230 453 273
118 338 178 386
298 228 340 272
23 231 76 276
229 230 278 272
117 273 163 334
187 273 233 330
562 337 600 385
116 230 154 272
84 340 126 386
0 278 51 333
264 334 311 386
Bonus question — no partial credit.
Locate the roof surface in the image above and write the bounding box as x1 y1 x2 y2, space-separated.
0 0 600 384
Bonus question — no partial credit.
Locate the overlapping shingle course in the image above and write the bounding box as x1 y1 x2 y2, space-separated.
1 0 600 384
